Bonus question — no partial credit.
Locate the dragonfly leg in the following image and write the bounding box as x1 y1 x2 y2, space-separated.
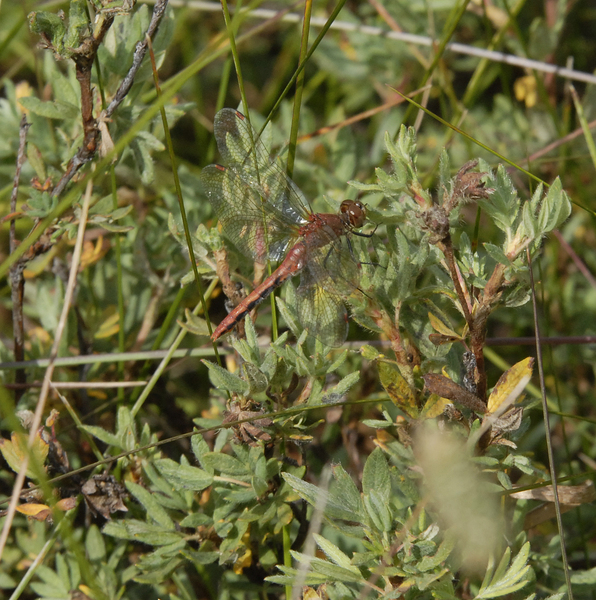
342 233 377 269
352 222 378 238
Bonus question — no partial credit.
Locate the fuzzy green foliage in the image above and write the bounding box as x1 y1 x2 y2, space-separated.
1 1 595 600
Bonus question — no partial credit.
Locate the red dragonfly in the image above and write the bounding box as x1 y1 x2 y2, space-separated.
201 109 369 347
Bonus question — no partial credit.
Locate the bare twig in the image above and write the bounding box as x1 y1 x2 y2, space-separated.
52 16 116 197
0 180 93 563
441 234 473 326
53 0 169 197
104 0 169 119
9 115 30 401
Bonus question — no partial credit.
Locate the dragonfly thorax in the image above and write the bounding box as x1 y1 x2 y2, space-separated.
340 200 366 229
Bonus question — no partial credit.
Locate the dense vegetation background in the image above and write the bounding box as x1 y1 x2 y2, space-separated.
0 0 596 599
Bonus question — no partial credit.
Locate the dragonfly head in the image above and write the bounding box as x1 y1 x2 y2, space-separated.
340 200 366 229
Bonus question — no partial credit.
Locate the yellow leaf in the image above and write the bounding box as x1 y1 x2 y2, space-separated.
428 312 459 338
379 362 418 418
360 344 383 361
420 394 451 419
233 548 252 574
16 503 50 516
79 236 109 270
487 357 534 414
16 81 34 115
95 311 120 339
0 431 48 480
78 585 93 599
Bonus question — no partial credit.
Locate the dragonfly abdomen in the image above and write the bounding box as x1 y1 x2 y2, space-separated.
212 242 307 342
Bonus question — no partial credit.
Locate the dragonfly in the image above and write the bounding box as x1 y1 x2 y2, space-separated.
200 108 370 348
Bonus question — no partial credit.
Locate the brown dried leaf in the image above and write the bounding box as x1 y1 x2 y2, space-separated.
423 373 486 413
429 332 462 346
223 400 273 446
511 480 595 505
82 473 128 519
516 481 596 529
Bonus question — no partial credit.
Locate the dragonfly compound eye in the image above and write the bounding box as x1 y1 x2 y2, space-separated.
340 200 367 229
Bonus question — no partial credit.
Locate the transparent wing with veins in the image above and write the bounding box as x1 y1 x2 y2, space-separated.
201 109 310 263
214 109 309 225
296 239 362 347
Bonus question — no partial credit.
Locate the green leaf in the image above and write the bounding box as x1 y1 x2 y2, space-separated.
30 564 70 598
191 434 214 474
179 310 210 336
80 425 121 448
155 458 213 491
27 143 46 181
64 0 89 50
126 481 174 529
24 190 58 218
267 565 329 586
115 406 137 451
348 180 382 192
329 464 363 517
282 473 361 522
326 349 348 374
362 447 391 501
483 243 511 266
201 452 248 476
85 525 106 562
476 542 532 599
478 166 519 232
134 555 185 584
275 295 301 342
202 360 249 395
28 10 67 52
110 205 134 220
241 362 268 394
360 344 383 360
180 513 212 528
363 489 392 532
103 519 183 546
418 535 455 572
183 547 220 565
19 96 79 119
306 556 364 583
321 370 359 402
537 177 571 233
313 534 359 572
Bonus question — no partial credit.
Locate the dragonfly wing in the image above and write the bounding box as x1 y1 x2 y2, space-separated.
201 164 295 262
296 269 349 348
213 109 311 224
305 230 362 297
